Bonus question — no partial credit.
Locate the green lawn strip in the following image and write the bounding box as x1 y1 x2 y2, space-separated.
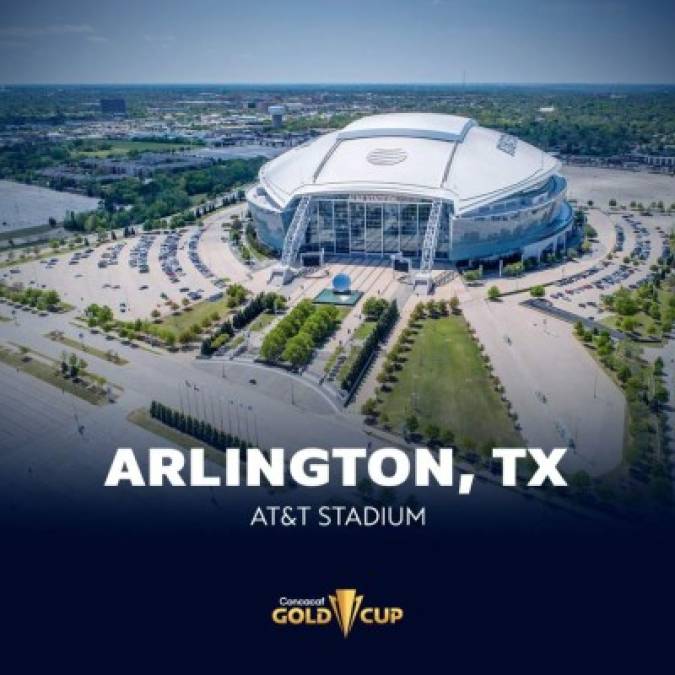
601 278 674 342
0 242 92 269
229 335 245 350
243 231 266 261
157 296 232 334
378 315 522 448
324 344 344 374
73 140 194 158
585 341 664 470
69 320 164 356
335 306 352 321
601 313 663 343
353 319 377 340
249 312 276 332
570 330 672 509
127 408 228 469
0 344 108 405
44 331 129 365
336 319 378 377
337 344 361 382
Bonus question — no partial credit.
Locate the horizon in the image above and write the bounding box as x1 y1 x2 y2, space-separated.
3 82 675 88
1 0 674 85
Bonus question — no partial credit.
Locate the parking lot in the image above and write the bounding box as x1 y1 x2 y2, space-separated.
1 203 270 320
546 212 671 322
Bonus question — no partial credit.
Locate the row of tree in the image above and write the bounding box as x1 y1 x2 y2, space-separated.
260 299 340 368
232 292 285 330
150 401 251 452
1 284 61 311
341 300 399 393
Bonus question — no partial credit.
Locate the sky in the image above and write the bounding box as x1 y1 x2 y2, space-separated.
0 0 673 84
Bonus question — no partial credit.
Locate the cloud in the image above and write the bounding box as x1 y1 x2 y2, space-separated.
0 24 95 39
86 35 110 44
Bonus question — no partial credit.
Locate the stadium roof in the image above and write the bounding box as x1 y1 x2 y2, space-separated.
257 113 561 215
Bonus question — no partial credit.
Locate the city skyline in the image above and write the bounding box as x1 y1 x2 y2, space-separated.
0 0 674 85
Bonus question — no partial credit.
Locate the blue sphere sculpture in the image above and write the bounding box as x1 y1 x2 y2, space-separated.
332 273 351 294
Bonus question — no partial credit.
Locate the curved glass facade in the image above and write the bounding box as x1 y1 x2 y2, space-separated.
248 175 572 264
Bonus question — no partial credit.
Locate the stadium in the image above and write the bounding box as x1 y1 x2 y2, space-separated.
246 113 574 286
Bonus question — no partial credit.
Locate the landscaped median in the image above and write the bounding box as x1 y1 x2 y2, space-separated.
0 342 115 405
45 330 128 365
601 273 674 342
0 283 71 314
361 300 523 464
335 298 399 399
571 320 671 508
259 299 344 369
79 284 282 353
201 291 286 356
128 401 261 472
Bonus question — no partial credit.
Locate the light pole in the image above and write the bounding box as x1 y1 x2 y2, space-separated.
244 404 252 443
252 408 260 447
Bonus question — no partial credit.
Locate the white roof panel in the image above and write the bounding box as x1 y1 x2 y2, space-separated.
258 113 561 212
337 113 475 142
314 136 454 194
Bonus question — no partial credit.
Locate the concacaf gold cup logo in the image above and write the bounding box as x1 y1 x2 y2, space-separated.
271 589 404 637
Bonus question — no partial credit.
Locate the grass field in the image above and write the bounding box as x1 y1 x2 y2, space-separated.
378 315 522 448
353 320 377 340
0 241 89 268
45 331 129 365
601 280 674 342
156 296 233 334
73 140 197 158
249 312 276 332
0 343 108 405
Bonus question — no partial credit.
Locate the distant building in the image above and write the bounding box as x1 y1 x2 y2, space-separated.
628 153 675 168
100 98 127 115
268 105 285 128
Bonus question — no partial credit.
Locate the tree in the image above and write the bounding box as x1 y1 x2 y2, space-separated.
653 384 669 409
530 285 545 298
178 330 193 345
406 414 419 434
363 297 388 321
425 424 441 444
361 398 377 417
487 285 501 301
449 295 460 314
440 429 455 446
68 352 79 378
37 289 59 309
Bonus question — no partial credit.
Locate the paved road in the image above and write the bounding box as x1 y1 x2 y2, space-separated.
0 299 588 534
461 286 626 477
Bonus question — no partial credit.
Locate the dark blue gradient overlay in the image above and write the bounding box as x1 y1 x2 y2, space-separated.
3 486 674 670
